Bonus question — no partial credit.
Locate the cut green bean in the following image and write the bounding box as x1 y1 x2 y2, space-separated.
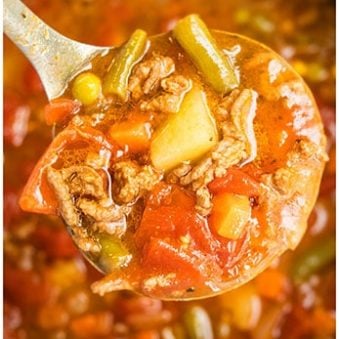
173 14 239 94
97 234 132 273
291 236 335 283
103 29 149 101
184 306 214 339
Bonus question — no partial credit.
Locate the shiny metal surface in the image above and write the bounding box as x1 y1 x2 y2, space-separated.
4 0 110 99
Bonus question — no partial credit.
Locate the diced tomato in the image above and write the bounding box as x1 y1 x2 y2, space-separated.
19 124 114 215
44 98 80 126
107 116 152 153
208 167 260 196
134 183 214 253
146 182 195 209
141 238 206 287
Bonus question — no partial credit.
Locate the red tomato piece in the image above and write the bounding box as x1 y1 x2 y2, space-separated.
208 167 260 196
44 98 80 126
134 183 214 253
19 124 114 215
141 238 205 285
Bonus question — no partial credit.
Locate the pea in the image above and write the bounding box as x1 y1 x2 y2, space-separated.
72 72 102 105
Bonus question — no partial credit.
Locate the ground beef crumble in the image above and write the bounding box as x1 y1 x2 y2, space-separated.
140 75 192 113
46 165 126 253
112 161 162 204
128 54 175 100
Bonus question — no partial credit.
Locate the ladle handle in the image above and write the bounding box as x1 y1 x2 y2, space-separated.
4 0 109 99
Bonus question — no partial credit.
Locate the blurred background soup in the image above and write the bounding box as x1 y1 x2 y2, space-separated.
4 0 335 338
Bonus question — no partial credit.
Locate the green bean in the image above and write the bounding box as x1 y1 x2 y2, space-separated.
97 234 132 273
184 306 214 339
291 236 335 283
173 14 239 94
103 29 148 101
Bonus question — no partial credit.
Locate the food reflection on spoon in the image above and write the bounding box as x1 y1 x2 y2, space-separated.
17 14 327 300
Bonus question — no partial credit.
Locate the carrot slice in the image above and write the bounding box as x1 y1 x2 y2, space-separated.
107 118 152 152
44 98 80 126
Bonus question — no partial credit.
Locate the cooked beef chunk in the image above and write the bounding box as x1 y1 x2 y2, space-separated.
128 55 175 99
112 161 162 204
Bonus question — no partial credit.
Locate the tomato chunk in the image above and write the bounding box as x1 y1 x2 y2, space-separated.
142 238 205 283
134 183 214 253
19 124 114 215
208 167 260 196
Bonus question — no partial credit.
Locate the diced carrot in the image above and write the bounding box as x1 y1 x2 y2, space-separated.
209 193 251 239
208 167 260 196
44 98 80 126
107 118 152 153
255 268 290 301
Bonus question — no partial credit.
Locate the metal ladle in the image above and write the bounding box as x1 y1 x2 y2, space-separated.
4 0 110 100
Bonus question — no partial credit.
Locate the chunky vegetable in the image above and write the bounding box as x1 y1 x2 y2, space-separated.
208 168 260 196
44 98 80 126
72 72 102 105
107 117 152 152
97 234 132 272
19 125 113 214
150 85 218 171
173 14 238 94
103 29 148 101
209 193 251 239
291 236 335 283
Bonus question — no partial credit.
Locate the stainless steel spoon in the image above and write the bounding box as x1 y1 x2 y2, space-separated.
4 0 110 100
